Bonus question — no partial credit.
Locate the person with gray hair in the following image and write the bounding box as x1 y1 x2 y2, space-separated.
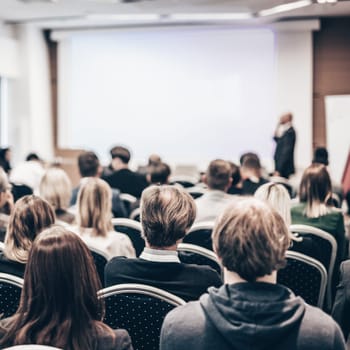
160 198 345 350
104 185 222 301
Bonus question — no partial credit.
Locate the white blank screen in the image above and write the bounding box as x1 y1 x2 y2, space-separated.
58 26 276 165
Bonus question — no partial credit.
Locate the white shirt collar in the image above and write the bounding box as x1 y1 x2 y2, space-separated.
140 247 180 263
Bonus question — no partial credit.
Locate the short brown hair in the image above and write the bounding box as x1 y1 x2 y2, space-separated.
212 198 290 282
206 159 231 191
110 146 131 164
141 185 196 247
78 151 100 177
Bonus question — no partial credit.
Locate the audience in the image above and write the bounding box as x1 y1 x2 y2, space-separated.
0 226 133 350
102 146 148 198
105 185 222 301
291 164 346 266
71 151 127 218
71 177 135 259
0 169 13 241
0 195 55 277
194 159 233 223
39 167 75 225
240 153 268 195
160 198 345 350
9 152 45 194
137 153 162 176
0 147 11 174
227 161 242 195
149 162 171 185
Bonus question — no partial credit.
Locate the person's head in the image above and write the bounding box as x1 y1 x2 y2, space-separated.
254 182 291 226
77 178 112 237
0 226 109 350
78 151 100 178
141 185 196 248
110 146 130 164
212 198 290 282
228 161 241 187
299 163 332 218
239 152 259 166
148 154 161 167
0 168 11 209
241 154 262 178
26 153 40 162
205 159 232 191
279 112 293 124
4 195 55 263
39 167 72 211
312 147 329 166
0 147 11 173
150 162 171 185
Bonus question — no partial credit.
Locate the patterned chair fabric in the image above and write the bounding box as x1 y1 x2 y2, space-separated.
3 346 62 350
177 243 222 277
0 273 24 318
98 284 186 350
277 250 327 308
183 222 214 251
112 218 145 257
289 224 337 309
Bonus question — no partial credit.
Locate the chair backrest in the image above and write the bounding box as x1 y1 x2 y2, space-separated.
186 186 207 199
289 224 337 309
112 218 145 257
277 250 327 308
183 221 214 251
88 246 110 287
169 175 198 188
120 193 138 216
4 346 63 350
0 241 5 251
98 283 186 350
177 243 222 278
0 273 24 318
129 207 141 222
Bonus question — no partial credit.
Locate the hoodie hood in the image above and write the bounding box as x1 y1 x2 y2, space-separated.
200 282 305 350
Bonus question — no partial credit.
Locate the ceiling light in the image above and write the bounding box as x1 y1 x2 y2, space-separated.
86 14 161 21
170 13 253 21
258 0 312 17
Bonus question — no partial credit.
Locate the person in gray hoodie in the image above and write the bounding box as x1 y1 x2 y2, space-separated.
160 198 345 350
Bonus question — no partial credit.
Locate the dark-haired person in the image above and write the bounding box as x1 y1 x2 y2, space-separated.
160 198 345 350
194 159 234 223
150 162 171 185
0 195 55 277
291 164 346 270
0 226 133 350
105 185 222 302
240 154 268 195
71 151 127 218
0 169 13 241
102 146 148 198
227 161 242 195
0 147 11 174
273 112 296 179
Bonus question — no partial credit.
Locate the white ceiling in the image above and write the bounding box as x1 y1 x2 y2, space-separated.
0 0 350 28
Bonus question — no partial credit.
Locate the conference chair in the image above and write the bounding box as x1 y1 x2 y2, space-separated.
186 186 207 199
277 250 327 309
177 243 222 278
98 283 186 350
88 246 110 287
129 207 141 222
0 273 24 318
183 221 214 251
0 241 5 251
169 175 198 188
4 346 62 350
289 224 337 309
120 193 138 216
112 218 145 257
269 175 296 198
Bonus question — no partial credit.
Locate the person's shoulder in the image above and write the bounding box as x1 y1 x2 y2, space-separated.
106 256 138 269
179 263 222 282
96 325 132 350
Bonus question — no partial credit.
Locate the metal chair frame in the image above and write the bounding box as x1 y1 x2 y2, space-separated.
289 224 337 309
282 250 327 308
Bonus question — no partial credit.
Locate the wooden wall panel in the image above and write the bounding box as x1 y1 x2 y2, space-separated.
313 18 350 148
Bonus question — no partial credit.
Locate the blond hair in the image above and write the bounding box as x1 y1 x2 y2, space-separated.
39 167 72 211
254 182 291 226
141 185 196 247
212 198 290 282
4 195 55 263
76 178 112 237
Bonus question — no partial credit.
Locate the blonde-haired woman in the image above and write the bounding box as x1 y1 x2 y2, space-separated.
39 167 75 225
72 178 135 259
0 195 55 277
